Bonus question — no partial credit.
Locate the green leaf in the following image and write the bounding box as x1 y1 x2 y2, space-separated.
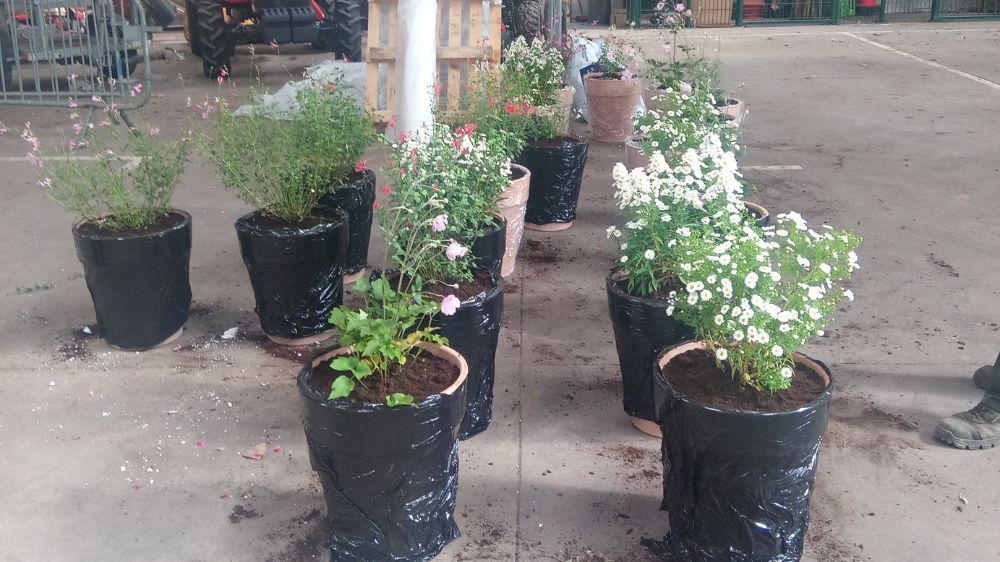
328 375 356 400
328 307 348 329
371 277 392 301
329 356 372 379
385 392 415 407
353 277 371 293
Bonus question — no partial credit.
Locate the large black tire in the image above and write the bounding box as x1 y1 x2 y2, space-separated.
185 0 201 57
513 0 542 41
332 0 363 62
197 0 234 79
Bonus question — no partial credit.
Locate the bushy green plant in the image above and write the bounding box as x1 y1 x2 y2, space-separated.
203 76 375 223
19 115 189 231
501 36 565 106
596 37 641 79
634 84 740 161
665 213 860 392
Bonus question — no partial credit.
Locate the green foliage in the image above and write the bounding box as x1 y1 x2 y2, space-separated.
21 116 189 231
501 36 565 106
202 76 375 223
326 277 447 406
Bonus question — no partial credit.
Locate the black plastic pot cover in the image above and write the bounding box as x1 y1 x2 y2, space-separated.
606 272 692 421
318 169 376 275
73 210 192 350
432 269 504 439
235 207 349 339
516 136 589 225
468 216 506 277
646 343 833 562
297 352 468 562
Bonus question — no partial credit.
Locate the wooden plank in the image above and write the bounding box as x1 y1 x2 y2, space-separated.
446 0 462 111
486 0 501 62
365 0 382 114
385 2 397 115
469 0 483 51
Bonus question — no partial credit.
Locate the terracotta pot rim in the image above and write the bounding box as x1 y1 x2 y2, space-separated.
72 208 191 240
656 340 833 416
743 201 769 221
305 342 470 404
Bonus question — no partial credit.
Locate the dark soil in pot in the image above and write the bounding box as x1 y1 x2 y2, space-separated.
310 352 459 403
235 207 349 340
318 169 376 275
606 271 692 426
298 344 468 561
649 341 833 562
467 215 506 277
515 135 589 226
73 210 192 350
430 269 504 439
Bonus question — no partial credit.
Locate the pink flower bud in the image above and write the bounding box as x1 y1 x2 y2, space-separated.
680 82 693 96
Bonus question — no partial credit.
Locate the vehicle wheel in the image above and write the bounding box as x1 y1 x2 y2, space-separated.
197 0 234 79
184 0 201 57
311 0 336 53
513 0 542 41
333 0 362 62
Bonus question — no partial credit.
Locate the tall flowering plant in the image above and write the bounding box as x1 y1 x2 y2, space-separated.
501 36 565 106
665 214 860 391
596 37 641 80
610 133 747 296
634 84 739 161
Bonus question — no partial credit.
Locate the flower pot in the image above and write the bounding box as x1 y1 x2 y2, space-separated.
468 215 506 278
72 210 192 351
606 271 692 437
583 73 641 143
235 207 349 345
431 269 504 439
298 342 469 562
515 135 589 231
641 84 672 111
624 135 649 169
535 87 575 136
318 169 376 283
715 97 745 126
744 200 770 227
498 164 530 277
651 341 833 561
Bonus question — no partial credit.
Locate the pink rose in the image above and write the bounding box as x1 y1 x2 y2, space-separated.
445 241 468 261
680 82 693 96
431 214 448 232
440 295 460 316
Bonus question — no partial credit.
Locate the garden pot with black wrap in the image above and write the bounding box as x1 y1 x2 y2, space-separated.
498 164 530 277
647 340 833 562
235 206 349 346
431 269 504 439
583 73 641 143
606 270 691 437
72 210 192 351
318 169 376 284
298 342 469 562
468 215 507 278
516 135 589 231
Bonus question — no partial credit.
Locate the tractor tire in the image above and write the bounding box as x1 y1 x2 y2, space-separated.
184 0 201 57
513 0 542 41
197 0 234 79
333 0 363 62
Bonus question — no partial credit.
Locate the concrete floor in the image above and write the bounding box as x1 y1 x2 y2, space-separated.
1 22 1000 562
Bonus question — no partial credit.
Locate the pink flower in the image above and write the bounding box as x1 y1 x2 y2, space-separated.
445 241 468 261
440 295 460 316
621 69 634 81
68 98 78 108
196 440 206 447
388 114 396 129
663 43 673 54
273 446 282 453
676 3 685 11
429 195 441 208
149 127 160 136
685 8 692 16
355 160 366 172
656 1 665 9
431 214 448 232
680 82 693 96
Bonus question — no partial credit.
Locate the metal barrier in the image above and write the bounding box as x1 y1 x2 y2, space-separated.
735 0 838 24
0 0 153 110
932 0 1000 19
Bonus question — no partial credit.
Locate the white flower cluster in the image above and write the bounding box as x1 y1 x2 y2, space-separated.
501 36 565 105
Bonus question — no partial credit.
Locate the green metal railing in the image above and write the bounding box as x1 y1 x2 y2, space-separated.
734 0 840 24
932 0 1000 19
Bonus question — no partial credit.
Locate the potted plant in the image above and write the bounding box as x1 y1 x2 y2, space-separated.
21 116 191 351
607 132 751 437
298 268 469 559
583 38 642 143
203 76 375 345
384 123 506 439
651 212 860 561
502 36 574 136
643 2 698 107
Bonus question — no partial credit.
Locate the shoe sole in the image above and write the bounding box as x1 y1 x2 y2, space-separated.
934 427 1000 450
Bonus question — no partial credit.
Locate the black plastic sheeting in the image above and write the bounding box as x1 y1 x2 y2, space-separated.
606 272 691 421
432 269 504 439
646 343 833 562
73 210 192 350
297 351 468 561
318 169 376 275
516 136 589 225
235 207 349 339
468 216 506 277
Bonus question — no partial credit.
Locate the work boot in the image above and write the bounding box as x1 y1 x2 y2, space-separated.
973 364 996 390
935 403 1000 450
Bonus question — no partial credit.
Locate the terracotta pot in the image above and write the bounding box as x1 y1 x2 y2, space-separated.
624 136 648 169
584 73 641 143
536 87 575 136
642 84 672 111
498 164 531 277
743 201 770 227
716 97 745 126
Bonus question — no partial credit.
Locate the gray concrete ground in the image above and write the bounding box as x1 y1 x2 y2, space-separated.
2 22 1000 562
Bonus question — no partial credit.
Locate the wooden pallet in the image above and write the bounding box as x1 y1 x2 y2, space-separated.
365 0 503 123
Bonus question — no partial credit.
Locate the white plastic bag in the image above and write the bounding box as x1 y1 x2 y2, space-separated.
235 60 366 118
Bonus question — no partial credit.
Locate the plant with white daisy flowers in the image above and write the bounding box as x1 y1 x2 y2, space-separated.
665 213 860 392
634 84 739 163
610 132 749 296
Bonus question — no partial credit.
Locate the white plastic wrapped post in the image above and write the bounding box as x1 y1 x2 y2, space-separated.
392 0 438 141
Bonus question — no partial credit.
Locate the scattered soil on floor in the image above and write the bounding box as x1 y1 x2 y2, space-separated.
830 396 919 432
75 212 186 238
310 351 459 403
55 324 98 361
229 504 261 524
666 348 827 412
521 239 559 264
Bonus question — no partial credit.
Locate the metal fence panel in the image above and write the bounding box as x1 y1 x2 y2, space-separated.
735 0 838 24
933 0 1000 19
1 0 152 108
